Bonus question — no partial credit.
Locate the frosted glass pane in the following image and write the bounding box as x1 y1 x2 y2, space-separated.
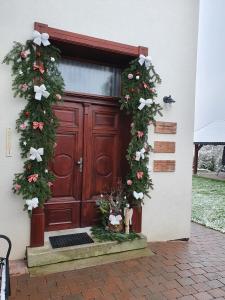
58 58 121 96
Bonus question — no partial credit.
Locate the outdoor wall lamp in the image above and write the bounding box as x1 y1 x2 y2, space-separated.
163 95 175 104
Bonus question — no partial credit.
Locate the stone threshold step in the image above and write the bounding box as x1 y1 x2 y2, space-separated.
27 234 147 268
29 247 153 276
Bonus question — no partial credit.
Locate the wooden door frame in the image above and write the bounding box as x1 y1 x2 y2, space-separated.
34 22 148 58
31 22 146 246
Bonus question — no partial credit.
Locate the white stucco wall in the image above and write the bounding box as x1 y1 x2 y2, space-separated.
195 0 225 130
0 0 199 259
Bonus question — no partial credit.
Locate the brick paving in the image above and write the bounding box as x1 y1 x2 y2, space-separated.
9 223 225 299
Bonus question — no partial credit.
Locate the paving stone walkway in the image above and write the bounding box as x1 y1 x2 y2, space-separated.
9 223 225 300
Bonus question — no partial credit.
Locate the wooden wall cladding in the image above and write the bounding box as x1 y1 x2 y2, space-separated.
155 121 177 134
154 141 175 153
153 160 176 172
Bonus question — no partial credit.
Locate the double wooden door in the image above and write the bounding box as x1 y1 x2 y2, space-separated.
45 97 128 231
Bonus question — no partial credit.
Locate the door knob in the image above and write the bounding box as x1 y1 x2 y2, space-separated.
77 157 83 173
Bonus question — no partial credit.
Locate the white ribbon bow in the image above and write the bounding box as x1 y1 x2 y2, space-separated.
33 30 50 46
26 197 39 211
135 148 146 161
34 84 50 100
109 214 122 225
138 54 152 68
133 191 144 200
29 147 44 162
138 98 153 110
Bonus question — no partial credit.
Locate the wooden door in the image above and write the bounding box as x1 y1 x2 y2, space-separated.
45 98 128 231
81 104 122 226
45 101 83 231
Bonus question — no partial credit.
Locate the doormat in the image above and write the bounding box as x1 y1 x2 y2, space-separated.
49 233 94 249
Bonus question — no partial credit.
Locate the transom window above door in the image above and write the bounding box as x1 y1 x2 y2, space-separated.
58 58 121 97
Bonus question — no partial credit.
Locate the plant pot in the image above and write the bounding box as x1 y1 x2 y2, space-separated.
108 221 124 233
30 207 45 247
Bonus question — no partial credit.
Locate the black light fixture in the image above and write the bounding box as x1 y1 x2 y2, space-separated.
163 95 175 104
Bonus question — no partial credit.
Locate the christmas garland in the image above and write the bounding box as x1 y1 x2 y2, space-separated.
4 29 160 214
91 226 139 243
120 55 162 203
3 31 64 213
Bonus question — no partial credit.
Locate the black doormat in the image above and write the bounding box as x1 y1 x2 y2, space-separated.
49 232 94 249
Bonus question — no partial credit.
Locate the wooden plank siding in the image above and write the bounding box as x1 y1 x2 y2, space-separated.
154 141 175 153
155 121 177 134
153 160 176 172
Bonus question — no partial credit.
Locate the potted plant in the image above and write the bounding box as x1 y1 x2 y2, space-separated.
97 186 127 233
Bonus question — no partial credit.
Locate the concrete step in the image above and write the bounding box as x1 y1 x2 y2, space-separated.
27 230 151 272
29 247 153 276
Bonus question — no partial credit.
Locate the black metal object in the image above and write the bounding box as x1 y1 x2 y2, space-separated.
49 232 94 249
0 235 11 300
163 95 175 104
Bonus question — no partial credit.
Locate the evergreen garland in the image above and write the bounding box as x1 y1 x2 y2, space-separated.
3 32 64 213
91 226 139 243
120 56 162 203
3 31 161 215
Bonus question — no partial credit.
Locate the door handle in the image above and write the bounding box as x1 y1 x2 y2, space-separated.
77 157 83 173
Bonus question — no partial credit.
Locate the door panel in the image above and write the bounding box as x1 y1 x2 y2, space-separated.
51 133 77 197
92 110 119 130
81 105 122 227
91 134 117 194
45 102 83 231
45 202 80 230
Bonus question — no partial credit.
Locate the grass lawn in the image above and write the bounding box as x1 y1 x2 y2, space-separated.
192 176 225 233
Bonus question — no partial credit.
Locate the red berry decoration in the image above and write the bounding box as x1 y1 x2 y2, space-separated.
127 179 133 186
20 51 28 59
136 171 144 180
55 94 62 101
20 83 28 92
14 183 21 191
137 131 144 138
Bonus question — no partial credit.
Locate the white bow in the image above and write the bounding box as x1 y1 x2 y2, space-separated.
109 214 122 225
138 98 153 110
135 148 146 161
138 54 152 68
29 147 44 162
133 191 144 200
34 84 50 100
33 30 50 47
26 197 39 211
